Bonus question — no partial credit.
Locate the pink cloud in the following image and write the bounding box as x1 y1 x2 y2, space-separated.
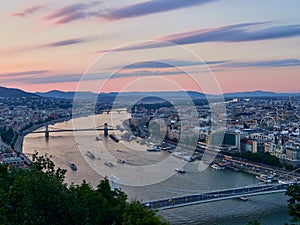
11 12 26 17
44 1 102 24
12 5 43 17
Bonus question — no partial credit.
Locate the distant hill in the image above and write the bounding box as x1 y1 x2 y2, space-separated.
36 90 74 99
36 89 300 101
36 90 205 99
0 86 38 98
36 90 116 103
224 90 300 98
35 90 96 99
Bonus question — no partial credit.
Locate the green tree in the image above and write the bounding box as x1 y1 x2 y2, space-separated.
1 127 18 148
286 183 300 223
123 201 169 225
0 153 169 225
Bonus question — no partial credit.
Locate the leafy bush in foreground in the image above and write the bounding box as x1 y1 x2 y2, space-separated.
0 153 169 225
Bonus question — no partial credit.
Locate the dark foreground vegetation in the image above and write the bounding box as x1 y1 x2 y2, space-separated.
0 153 169 225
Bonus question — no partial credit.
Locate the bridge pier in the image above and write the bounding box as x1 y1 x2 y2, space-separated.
104 123 108 137
45 125 49 138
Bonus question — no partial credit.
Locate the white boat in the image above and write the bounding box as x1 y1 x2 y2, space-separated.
172 152 193 162
211 163 225 170
238 196 248 201
255 174 272 183
147 146 161 152
104 161 114 167
86 151 95 159
172 152 183 158
175 168 185 173
278 179 288 184
279 178 297 185
117 158 125 163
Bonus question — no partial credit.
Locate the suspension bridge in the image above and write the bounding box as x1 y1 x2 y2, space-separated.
31 123 118 138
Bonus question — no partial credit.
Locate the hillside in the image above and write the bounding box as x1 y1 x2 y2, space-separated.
0 86 38 98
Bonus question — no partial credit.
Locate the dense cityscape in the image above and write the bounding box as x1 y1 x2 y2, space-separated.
1 92 300 173
2 0 300 224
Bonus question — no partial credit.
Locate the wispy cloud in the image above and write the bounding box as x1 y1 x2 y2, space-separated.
0 70 49 77
119 59 227 70
1 73 82 85
97 22 300 53
103 0 216 21
15 66 226 85
3 37 96 55
223 58 300 68
45 1 103 24
10 69 187 84
12 5 43 17
44 0 216 24
43 38 93 47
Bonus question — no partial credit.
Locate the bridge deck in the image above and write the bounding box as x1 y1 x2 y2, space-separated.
31 128 115 133
143 184 289 211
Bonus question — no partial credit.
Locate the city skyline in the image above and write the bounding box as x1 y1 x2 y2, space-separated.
1 0 300 93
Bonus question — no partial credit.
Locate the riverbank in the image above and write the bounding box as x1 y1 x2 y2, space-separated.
14 116 71 153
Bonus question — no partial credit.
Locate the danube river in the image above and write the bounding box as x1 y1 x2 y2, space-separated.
23 112 290 225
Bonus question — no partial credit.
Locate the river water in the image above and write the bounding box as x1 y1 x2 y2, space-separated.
23 112 290 225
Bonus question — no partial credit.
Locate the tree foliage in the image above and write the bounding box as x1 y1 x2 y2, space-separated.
0 127 18 148
233 152 282 167
286 183 300 223
0 153 169 225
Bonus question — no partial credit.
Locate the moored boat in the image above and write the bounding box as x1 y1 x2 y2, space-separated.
86 151 95 159
147 146 161 152
104 161 114 167
117 158 125 163
70 163 77 171
238 196 248 201
255 174 273 183
109 134 119 143
175 168 185 173
95 136 102 141
211 163 225 170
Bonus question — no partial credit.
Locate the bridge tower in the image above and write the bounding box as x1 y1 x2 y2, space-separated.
45 125 49 138
104 123 109 137
110 175 121 191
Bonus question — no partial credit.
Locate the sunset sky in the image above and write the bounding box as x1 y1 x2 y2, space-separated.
1 0 300 94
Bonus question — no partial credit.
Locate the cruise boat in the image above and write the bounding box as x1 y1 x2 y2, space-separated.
278 178 297 185
278 179 288 184
70 163 77 171
86 151 95 159
147 146 161 152
172 152 193 162
211 163 225 170
175 168 185 173
255 174 273 183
